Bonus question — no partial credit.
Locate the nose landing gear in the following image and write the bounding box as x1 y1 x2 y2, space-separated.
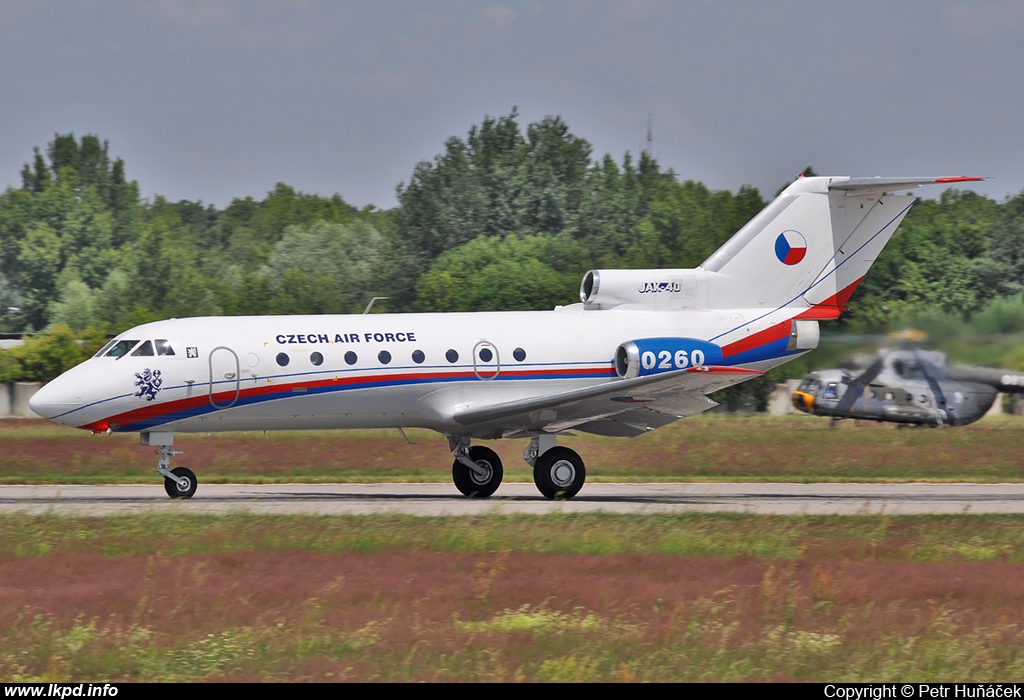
143 432 198 500
163 465 198 499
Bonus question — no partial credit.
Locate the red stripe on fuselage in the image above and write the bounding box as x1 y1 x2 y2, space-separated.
78 365 615 432
720 320 791 358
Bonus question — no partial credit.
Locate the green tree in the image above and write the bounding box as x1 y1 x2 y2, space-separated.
850 187 999 325
977 190 1024 298
266 220 391 314
0 187 36 284
17 224 62 330
416 235 583 312
394 109 594 270
6 325 86 382
48 273 99 331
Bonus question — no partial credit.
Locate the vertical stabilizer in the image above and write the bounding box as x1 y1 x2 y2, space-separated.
700 176 983 313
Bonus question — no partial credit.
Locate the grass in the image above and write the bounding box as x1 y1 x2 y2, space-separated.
6 600 1024 681
4 511 1024 561
4 513 1024 681
4 413 1024 484
6 412 1024 681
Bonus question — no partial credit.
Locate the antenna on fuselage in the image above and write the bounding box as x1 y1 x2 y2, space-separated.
643 111 653 157
363 297 389 314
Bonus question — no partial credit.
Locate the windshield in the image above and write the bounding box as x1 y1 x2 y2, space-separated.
131 340 154 356
797 377 822 393
155 339 175 356
105 340 139 358
93 338 119 358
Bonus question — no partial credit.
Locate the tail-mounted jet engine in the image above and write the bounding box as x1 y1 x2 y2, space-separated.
614 338 725 379
580 269 705 310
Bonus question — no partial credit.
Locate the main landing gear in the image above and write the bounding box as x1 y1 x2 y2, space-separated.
142 432 198 499
449 434 586 500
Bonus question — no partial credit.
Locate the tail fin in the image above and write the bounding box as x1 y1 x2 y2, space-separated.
701 176 983 313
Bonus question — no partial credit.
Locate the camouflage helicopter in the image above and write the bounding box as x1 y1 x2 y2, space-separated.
791 347 1024 426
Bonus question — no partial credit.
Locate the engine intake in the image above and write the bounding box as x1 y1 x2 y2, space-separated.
614 338 725 378
580 269 704 309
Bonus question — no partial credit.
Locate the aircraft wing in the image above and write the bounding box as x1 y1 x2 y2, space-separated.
451 365 763 438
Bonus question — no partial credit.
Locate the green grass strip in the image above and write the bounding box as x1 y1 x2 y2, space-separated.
4 511 1024 562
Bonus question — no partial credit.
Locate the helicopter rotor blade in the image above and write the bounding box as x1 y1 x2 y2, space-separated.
914 349 953 425
835 357 886 413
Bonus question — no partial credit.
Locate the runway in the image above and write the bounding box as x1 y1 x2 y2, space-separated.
3 482 1024 516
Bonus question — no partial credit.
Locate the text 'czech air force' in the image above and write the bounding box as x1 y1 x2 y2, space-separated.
275 331 417 345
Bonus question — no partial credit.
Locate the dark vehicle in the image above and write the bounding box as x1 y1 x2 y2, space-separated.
792 349 1024 426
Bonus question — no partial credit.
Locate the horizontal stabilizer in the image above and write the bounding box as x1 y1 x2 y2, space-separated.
828 176 986 193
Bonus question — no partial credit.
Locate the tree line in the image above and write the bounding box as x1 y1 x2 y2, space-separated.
1 110 1022 387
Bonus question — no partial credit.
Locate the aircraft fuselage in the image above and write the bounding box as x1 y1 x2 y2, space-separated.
31 303 805 439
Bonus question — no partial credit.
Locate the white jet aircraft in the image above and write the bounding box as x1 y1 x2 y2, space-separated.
29 176 983 500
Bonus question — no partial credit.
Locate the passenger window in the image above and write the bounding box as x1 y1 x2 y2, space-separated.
378 350 392 365
131 340 155 356
310 352 324 366
412 350 425 364
446 349 459 363
344 351 357 365
479 347 493 362
513 347 527 362
155 339 175 356
106 340 139 358
276 353 290 367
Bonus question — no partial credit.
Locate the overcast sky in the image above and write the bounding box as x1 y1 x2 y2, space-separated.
2 0 1021 210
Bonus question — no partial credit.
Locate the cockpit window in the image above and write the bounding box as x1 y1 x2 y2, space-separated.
797 377 822 393
105 340 139 358
94 338 119 358
131 340 155 356
155 339 175 356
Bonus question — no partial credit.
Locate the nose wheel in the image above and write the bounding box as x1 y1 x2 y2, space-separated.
149 438 198 500
163 466 198 499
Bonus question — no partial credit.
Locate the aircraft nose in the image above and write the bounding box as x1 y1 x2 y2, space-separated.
28 375 81 421
791 391 814 413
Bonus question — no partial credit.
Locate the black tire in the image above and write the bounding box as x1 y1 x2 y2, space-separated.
164 466 198 499
533 447 586 500
452 445 503 498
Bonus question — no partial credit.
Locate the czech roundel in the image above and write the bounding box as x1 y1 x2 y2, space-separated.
774 230 807 265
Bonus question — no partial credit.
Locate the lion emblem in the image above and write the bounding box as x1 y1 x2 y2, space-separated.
134 368 163 401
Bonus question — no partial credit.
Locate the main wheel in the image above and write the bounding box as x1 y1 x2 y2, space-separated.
164 466 198 499
533 447 586 500
452 445 503 498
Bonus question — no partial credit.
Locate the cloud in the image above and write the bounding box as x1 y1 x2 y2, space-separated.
470 4 518 34
364 69 410 93
944 1 1024 37
399 37 425 52
232 24 315 51
609 0 666 22
135 0 232 28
